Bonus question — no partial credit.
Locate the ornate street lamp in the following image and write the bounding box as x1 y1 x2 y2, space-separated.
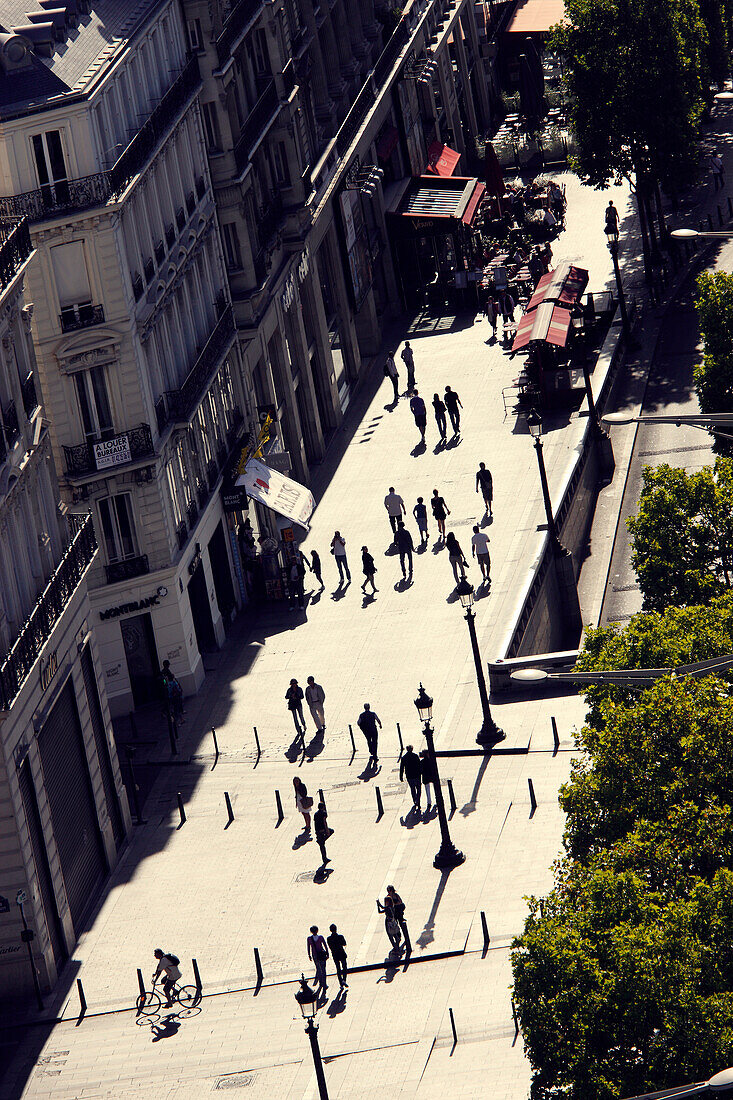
414 685 465 869
526 409 560 550
294 976 329 1100
604 221 632 342
455 579 504 747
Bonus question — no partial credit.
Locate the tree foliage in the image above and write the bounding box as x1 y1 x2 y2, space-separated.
695 271 733 450
627 459 733 611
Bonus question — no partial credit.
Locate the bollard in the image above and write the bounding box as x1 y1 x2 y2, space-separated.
191 957 202 993
253 726 261 764
318 788 325 811
551 716 559 754
224 791 234 826
720 204 725 226
480 910 490 950
512 998 520 1038
76 978 87 1022
137 968 146 998
176 792 186 826
254 947 264 988
211 727 219 766
348 724 356 754
275 789 284 824
446 778 457 814
396 722 404 756
449 1007 458 1046
528 778 537 814
375 785 384 819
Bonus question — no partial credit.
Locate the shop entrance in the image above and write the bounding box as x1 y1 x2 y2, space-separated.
208 520 236 624
188 560 216 653
121 612 159 707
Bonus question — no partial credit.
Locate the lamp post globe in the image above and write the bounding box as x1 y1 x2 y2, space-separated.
294 976 329 1099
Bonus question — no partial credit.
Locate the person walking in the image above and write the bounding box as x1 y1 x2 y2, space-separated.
384 353 400 400
431 488 450 539
361 546 378 593
409 389 427 444
420 749 437 808
307 926 329 997
310 549 324 588
394 520 414 579
399 745 422 809
288 557 306 610
384 487 406 536
499 291 516 327
444 385 462 435
305 676 326 732
446 531 468 584
476 462 493 517
413 497 428 546
331 531 350 583
294 776 313 830
286 678 306 736
712 153 725 189
432 393 447 442
484 294 498 338
471 525 491 583
357 703 382 762
327 924 348 988
377 894 402 950
386 886 411 952
314 800 332 864
604 199 620 235
401 341 416 390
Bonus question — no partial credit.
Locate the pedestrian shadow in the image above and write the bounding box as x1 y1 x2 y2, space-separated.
473 580 492 600
445 434 462 449
151 1014 181 1042
416 541 429 554
313 865 334 884
331 582 350 601
431 539 444 554
480 514 493 528
421 805 438 824
445 589 460 604
362 591 378 608
358 759 381 781
400 805 421 829
433 440 446 454
394 577 412 592
376 953 402 983
411 441 427 457
304 731 325 760
293 831 312 850
416 869 451 950
308 589 323 606
385 398 400 412
285 734 305 763
460 754 491 817
326 988 348 1016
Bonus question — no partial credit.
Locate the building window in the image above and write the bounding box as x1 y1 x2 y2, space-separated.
51 241 94 327
31 130 69 207
186 18 203 52
74 367 114 442
176 439 193 505
166 461 183 526
272 142 291 186
201 102 221 153
252 29 270 77
98 494 138 562
207 390 223 444
197 406 213 464
221 222 242 270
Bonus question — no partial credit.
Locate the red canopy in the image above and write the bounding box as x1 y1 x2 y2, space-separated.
462 182 486 225
427 142 461 177
512 262 587 351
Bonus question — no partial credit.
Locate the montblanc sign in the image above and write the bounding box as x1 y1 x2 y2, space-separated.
99 593 160 621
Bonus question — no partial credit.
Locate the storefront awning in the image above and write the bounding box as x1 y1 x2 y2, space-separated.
426 142 461 177
526 263 589 311
512 301 572 351
236 458 315 529
387 176 486 227
507 0 566 33
377 126 400 161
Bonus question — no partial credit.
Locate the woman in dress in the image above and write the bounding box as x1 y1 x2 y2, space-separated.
445 531 468 584
293 776 312 831
430 488 450 538
432 394 447 442
376 894 402 950
361 546 378 593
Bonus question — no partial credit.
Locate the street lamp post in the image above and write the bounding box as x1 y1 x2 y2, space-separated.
570 311 615 479
604 223 632 343
455 579 504 747
526 409 560 550
619 1064 733 1100
511 651 733 688
414 684 466 869
603 410 733 443
16 891 43 1011
295 976 329 1100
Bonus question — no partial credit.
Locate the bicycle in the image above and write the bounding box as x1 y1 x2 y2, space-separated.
136 977 201 1016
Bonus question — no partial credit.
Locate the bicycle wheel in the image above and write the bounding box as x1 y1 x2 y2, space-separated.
176 985 201 1009
136 990 162 1016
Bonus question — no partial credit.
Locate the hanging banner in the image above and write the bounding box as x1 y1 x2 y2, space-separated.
236 458 315 529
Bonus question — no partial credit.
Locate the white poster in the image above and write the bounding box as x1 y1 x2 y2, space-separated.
94 434 132 470
237 458 315 529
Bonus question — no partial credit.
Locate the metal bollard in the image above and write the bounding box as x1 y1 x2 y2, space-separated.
318 788 326 811
551 716 559 754
224 791 234 826
375 785 384 819
176 792 186 826
211 727 219 765
76 978 87 1022
480 910 490 950
137 968 146 998
348 724 356 754
528 778 537 814
396 722 404 756
253 726 261 763
449 1007 458 1046
275 789 284 824
191 957 202 993
446 779 457 814
254 947 264 987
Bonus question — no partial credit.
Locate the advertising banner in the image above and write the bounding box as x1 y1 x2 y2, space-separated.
237 459 315 529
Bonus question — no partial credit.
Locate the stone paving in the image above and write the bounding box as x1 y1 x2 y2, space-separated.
0 164 675 1100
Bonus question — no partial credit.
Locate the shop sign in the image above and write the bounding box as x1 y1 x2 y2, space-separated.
222 485 249 512
188 544 202 576
39 650 58 693
94 433 131 470
99 593 160 621
266 450 291 474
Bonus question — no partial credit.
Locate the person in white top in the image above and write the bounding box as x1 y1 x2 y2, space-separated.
471 525 491 583
153 948 182 1007
384 487 406 536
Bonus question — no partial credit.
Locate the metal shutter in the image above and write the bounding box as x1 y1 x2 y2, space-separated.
37 680 107 931
17 758 67 968
80 647 124 848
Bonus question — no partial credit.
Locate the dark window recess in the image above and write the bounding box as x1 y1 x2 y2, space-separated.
195 175 206 200
165 223 176 248
81 646 124 848
176 207 186 231
186 191 196 216
186 498 198 527
176 520 188 549
105 554 150 584
3 400 19 443
18 758 67 969
207 458 219 490
132 273 143 301
143 257 155 284
21 372 37 417
197 483 208 510
154 240 165 265
60 303 105 333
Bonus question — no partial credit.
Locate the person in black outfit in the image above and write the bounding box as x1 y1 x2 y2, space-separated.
387 885 411 952
399 745 422 808
327 924 348 987
420 748 437 808
394 520 414 579
310 550 323 588
361 546 378 593
357 703 382 761
432 393 447 442
286 678 306 736
444 386 462 434
314 801 331 864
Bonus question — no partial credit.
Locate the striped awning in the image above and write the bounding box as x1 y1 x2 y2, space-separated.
512 302 572 351
527 263 588 311
427 142 461 177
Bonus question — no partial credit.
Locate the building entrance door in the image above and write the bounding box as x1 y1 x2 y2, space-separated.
121 613 159 707
188 561 216 653
208 521 236 624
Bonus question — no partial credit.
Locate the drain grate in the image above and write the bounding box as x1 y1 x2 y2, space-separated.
215 1073 257 1088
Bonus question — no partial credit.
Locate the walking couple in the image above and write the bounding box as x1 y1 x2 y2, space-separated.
307 924 349 998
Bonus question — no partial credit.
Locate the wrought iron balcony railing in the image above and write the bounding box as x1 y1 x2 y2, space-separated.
257 191 284 251
0 218 32 293
233 80 280 175
176 520 188 550
63 423 154 478
155 305 235 433
4 400 18 445
0 514 97 709
216 0 265 66
59 303 105 333
21 373 37 418
0 57 201 223
105 554 150 585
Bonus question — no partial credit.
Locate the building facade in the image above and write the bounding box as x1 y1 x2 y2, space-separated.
0 216 130 1001
0 2 253 715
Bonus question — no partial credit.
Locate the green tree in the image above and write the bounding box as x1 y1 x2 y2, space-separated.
627 459 733 611
695 271 733 451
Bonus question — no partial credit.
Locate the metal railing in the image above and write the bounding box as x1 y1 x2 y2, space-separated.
233 80 280 174
216 0 265 66
59 303 105 333
0 514 97 709
155 306 235 432
63 423 154 478
105 554 150 585
0 218 32 292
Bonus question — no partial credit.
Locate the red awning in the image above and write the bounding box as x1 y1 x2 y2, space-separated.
526 271 554 311
427 142 461 177
377 126 400 161
512 302 572 351
526 263 589 312
462 181 486 225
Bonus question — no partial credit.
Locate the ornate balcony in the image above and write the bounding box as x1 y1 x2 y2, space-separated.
233 80 280 175
216 0 265 66
257 192 284 252
155 305 235 433
176 520 188 550
59 303 105 333
0 514 96 709
186 498 199 527
0 218 32 293
105 554 150 585
63 423 154 479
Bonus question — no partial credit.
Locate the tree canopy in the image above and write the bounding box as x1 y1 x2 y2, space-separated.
695 271 733 448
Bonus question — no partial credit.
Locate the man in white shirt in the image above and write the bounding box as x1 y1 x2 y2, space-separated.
153 948 182 1007
305 676 326 732
471 525 491 582
384 487 406 536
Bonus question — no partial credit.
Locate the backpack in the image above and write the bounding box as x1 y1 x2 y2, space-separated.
167 954 180 966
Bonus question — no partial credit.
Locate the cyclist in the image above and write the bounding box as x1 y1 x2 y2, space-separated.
152 948 181 1007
